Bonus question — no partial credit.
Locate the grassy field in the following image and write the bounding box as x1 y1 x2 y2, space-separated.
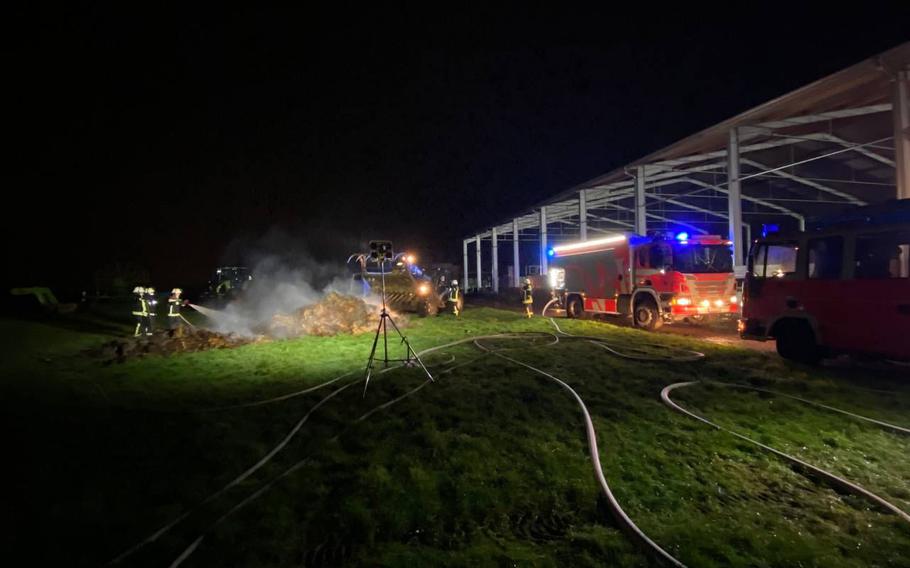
3 304 910 567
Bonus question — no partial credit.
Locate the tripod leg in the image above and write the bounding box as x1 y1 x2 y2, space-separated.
385 314 434 382
382 313 389 365
363 316 385 396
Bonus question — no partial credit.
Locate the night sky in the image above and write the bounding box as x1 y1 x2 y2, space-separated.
6 5 909 293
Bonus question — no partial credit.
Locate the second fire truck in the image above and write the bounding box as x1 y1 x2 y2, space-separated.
548 232 739 329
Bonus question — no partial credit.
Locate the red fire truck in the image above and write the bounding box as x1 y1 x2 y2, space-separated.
548 232 739 330
740 200 910 363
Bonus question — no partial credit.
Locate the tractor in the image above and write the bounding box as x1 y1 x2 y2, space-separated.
347 252 457 316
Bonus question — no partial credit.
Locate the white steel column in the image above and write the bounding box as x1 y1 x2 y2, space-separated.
540 206 548 274
895 68 910 200
462 239 469 291
635 166 647 235
512 219 520 287
728 128 745 271
579 190 588 241
491 227 499 293
475 234 482 291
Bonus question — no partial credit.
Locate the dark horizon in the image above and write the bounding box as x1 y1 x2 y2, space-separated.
6 6 910 293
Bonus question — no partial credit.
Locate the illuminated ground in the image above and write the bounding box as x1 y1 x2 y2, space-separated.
3 304 909 567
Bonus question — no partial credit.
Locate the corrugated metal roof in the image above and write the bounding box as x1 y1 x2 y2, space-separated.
468 41 910 240
548 42 910 202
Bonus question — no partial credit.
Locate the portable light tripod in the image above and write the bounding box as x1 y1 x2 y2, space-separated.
363 242 433 396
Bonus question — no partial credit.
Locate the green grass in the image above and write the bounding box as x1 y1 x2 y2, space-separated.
3 306 910 567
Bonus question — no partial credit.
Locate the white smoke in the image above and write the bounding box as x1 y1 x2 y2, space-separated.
199 229 374 336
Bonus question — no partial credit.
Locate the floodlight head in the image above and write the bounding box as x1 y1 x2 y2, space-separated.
368 240 394 261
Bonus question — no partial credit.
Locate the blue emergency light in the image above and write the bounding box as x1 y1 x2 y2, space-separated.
761 223 780 237
547 248 555 257
675 232 689 242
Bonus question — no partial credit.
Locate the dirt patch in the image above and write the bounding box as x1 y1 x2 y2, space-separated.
90 328 264 363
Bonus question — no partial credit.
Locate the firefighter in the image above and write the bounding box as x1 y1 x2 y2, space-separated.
132 286 152 337
167 288 186 331
146 287 158 332
521 277 534 318
448 279 461 317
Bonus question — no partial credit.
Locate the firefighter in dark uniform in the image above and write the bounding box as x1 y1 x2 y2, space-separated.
521 278 534 318
132 286 152 336
145 287 158 332
167 288 186 332
448 279 461 317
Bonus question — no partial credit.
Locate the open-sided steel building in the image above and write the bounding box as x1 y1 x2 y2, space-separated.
463 42 910 291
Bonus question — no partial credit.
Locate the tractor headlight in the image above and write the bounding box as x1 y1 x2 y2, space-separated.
548 268 565 289
730 296 738 304
674 297 692 306
418 283 430 296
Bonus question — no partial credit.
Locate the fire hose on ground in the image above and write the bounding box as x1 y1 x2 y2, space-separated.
158 328 701 568
661 381 910 525
111 317 908 568
111 323 703 567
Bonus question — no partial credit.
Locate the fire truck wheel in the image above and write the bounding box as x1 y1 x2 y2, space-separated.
775 321 821 364
567 296 584 319
633 299 662 330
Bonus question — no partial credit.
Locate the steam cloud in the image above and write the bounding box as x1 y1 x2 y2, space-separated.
201 229 375 336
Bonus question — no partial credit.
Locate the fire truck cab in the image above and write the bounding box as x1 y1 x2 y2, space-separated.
548 232 738 330
740 200 910 363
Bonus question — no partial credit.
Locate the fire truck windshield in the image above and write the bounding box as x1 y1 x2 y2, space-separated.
671 244 733 274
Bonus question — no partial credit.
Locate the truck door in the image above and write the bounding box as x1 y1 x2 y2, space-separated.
746 240 801 324
637 243 673 290
848 229 910 359
804 235 848 350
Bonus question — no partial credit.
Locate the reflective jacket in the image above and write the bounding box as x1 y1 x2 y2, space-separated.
168 297 182 317
132 297 149 317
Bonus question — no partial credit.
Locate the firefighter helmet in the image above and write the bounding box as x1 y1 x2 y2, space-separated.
524 278 531 285
133 286 145 295
451 279 458 286
146 287 156 295
171 288 183 296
